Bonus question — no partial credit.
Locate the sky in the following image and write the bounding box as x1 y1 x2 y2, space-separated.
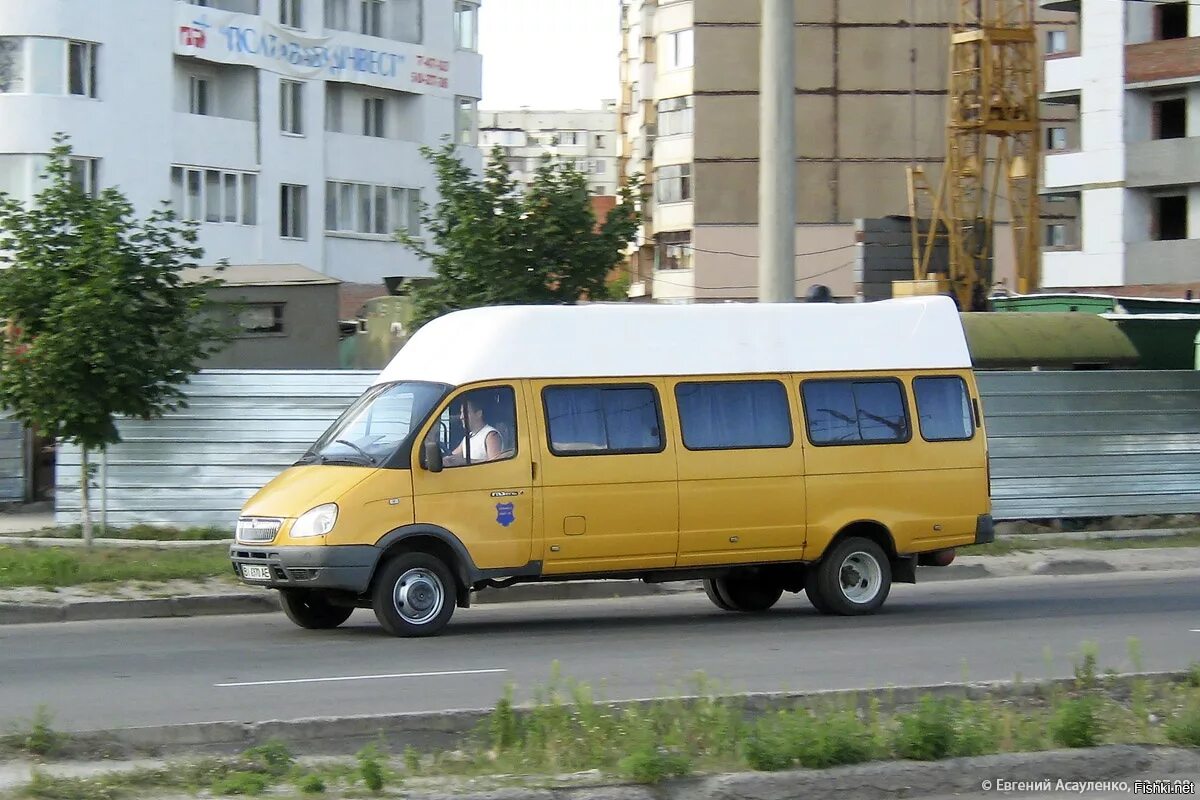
478 0 620 111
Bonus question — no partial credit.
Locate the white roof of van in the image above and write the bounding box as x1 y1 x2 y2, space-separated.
374 296 971 387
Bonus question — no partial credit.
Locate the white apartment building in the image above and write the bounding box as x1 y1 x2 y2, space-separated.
479 102 619 196
1041 0 1200 292
0 0 482 288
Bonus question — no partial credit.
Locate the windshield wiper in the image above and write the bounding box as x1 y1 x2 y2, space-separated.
335 439 377 465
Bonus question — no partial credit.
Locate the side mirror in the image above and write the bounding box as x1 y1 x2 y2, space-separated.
422 438 443 473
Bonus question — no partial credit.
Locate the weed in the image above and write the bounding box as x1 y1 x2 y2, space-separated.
210 771 270 796
403 745 421 774
296 773 327 794
21 706 60 757
242 739 293 777
894 696 955 761
1050 696 1104 748
617 745 690 784
1166 703 1200 747
1186 662 1200 689
489 685 521 752
357 744 386 793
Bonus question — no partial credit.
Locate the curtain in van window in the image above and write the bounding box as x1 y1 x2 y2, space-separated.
676 382 791 449
913 377 973 441
544 386 661 453
802 380 908 444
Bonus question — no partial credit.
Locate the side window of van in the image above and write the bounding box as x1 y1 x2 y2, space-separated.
675 381 792 450
543 385 663 455
801 379 910 445
913 376 975 441
436 386 518 467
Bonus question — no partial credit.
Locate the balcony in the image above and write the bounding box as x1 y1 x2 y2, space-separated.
1127 138 1200 189
1126 239 1200 284
1126 38 1200 87
1043 151 1100 191
1038 0 1079 11
1042 55 1083 100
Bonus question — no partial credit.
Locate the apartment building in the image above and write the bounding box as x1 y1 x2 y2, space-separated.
1042 0 1200 294
479 102 619 196
619 0 1079 303
0 0 482 291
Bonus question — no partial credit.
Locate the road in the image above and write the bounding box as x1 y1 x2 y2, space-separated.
1 570 1198 732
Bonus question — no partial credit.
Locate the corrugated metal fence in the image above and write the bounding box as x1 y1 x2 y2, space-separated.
0 412 26 503
56 369 1200 528
980 370 1200 520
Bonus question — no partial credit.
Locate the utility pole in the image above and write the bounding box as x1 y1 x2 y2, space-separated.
758 0 795 303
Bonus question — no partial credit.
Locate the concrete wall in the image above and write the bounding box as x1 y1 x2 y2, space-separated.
204 284 340 369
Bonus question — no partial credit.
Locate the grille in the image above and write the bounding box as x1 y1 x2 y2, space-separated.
235 517 283 543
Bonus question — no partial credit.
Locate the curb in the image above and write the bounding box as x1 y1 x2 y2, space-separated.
0 593 280 625
56 671 1189 759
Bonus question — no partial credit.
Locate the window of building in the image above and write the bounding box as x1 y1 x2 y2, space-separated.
556 131 582 146
325 82 344 131
1046 126 1068 151
68 157 98 197
189 76 211 115
1156 2 1189 40
325 0 351 31
280 183 307 239
913 377 974 442
456 96 479 145
363 96 386 137
281 79 304 135
280 0 303 29
595 134 606 149
662 29 694 69
434 387 519 467
0 38 24 93
655 164 692 203
655 231 692 270
325 180 420 236
1154 195 1188 241
1153 97 1187 140
68 42 97 98
1046 30 1068 54
675 381 792 451
238 303 285 335
171 167 257 225
1045 223 1068 247
393 0 422 43
455 1 479 50
590 159 607 175
657 96 694 136
1047 194 1070 204
543 385 663 455
361 0 384 36
801 379 910 446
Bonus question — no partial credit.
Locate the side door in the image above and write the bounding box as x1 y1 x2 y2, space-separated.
532 379 679 574
669 378 807 566
411 383 537 571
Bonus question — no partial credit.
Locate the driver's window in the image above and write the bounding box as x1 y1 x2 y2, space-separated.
433 386 518 468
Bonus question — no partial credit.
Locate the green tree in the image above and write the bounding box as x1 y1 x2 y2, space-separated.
0 136 229 544
398 143 641 329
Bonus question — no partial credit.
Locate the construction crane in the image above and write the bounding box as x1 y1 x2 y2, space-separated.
898 0 1041 311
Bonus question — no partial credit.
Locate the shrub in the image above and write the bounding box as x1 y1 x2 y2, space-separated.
1050 696 1104 748
296 774 326 794
617 745 690 784
211 771 269 796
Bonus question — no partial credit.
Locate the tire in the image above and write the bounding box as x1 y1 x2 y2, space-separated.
279 590 355 630
372 552 457 638
804 579 833 614
713 574 783 613
809 536 892 616
703 578 736 611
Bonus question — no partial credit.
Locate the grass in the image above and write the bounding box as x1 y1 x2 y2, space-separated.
0 544 232 589
20 525 228 542
962 528 1200 557
8 648 1200 798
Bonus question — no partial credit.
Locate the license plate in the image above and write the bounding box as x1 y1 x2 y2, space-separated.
241 564 271 581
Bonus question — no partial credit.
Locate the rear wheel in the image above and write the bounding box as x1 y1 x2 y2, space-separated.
702 579 736 611
713 575 783 613
809 537 892 616
279 590 355 630
372 552 457 637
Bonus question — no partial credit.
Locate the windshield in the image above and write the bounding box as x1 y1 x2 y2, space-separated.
301 381 448 468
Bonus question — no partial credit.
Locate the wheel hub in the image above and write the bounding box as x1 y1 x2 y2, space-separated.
393 569 443 624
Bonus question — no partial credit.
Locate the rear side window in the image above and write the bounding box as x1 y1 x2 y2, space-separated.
675 381 792 450
801 379 910 445
543 385 663 455
913 376 974 441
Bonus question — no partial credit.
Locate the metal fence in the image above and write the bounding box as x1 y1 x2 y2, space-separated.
55 369 1200 528
979 370 1200 520
0 412 26 504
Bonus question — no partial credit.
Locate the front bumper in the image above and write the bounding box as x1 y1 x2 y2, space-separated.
229 544 380 593
975 514 995 545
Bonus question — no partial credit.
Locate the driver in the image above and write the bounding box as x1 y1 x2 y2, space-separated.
444 396 502 465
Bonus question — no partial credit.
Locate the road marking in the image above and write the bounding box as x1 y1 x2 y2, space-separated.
215 668 507 688
1191 629 1200 633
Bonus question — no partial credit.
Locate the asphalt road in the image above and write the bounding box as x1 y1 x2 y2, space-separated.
1 570 1199 733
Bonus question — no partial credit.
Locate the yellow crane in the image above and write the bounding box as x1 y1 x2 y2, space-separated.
898 0 1041 311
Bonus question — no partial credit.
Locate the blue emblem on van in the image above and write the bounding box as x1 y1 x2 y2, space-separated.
495 503 515 527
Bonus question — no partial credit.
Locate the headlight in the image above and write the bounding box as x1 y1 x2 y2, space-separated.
291 503 338 538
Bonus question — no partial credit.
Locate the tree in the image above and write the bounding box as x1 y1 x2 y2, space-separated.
398 143 641 329
0 136 230 544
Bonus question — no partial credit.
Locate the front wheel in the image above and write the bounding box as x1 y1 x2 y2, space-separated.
279 590 355 630
372 553 456 637
809 537 892 616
